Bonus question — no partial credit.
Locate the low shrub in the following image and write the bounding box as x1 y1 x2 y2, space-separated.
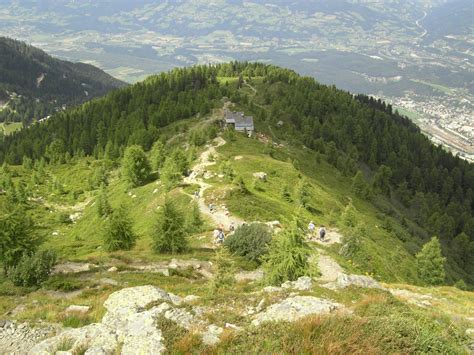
9 250 57 287
224 223 272 264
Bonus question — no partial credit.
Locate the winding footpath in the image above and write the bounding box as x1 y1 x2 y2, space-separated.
183 136 245 230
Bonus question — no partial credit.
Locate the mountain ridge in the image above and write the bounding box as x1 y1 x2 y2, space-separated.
0 37 126 129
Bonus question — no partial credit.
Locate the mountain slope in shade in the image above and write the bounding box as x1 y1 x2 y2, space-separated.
0 37 126 127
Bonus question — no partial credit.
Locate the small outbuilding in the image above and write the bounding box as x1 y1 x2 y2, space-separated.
224 110 254 133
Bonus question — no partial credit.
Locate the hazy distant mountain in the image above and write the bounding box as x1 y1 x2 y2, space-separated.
0 0 472 156
0 37 126 127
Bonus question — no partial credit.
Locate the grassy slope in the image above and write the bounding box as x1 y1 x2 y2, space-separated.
0 79 472 352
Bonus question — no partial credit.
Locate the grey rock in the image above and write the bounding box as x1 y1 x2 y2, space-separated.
65 305 90 314
202 325 224 346
262 286 283 293
235 269 264 282
252 296 342 326
107 266 118 273
281 276 313 291
323 273 383 290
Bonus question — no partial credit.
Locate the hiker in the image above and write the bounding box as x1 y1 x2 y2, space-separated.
229 222 235 232
308 221 316 239
214 228 225 244
319 225 326 241
194 190 200 198
209 203 214 213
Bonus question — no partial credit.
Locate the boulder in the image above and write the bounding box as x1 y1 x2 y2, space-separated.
281 276 313 291
235 269 264 282
252 296 342 326
107 266 118 273
252 172 267 181
65 305 90 314
202 325 224 346
323 273 383 290
262 286 283 293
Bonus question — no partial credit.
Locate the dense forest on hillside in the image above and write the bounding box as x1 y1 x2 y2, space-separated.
1 62 473 285
0 37 126 126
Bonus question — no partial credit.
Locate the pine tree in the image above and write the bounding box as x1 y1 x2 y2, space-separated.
187 200 203 233
153 199 187 253
97 184 112 218
150 140 165 171
103 206 137 251
263 219 313 285
160 157 183 191
341 201 357 227
121 145 151 188
209 248 236 291
297 179 311 208
352 170 370 199
416 237 446 285
0 204 40 274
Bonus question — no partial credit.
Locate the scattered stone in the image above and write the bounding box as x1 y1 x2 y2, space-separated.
266 220 282 229
281 276 313 291
466 328 474 336
235 269 264 282
202 325 224 346
234 155 243 160
252 172 267 181
389 289 434 308
107 266 118 273
52 231 59 236
263 286 283 293
153 188 159 194
225 323 242 331
183 295 201 303
9 304 27 317
53 262 96 275
0 321 57 354
256 299 265 312
252 296 342 326
69 212 82 223
99 278 119 286
65 305 90 314
323 273 383 290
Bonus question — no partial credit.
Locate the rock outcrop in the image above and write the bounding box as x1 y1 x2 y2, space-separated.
281 276 313 291
0 321 57 354
252 296 342 326
323 273 383 290
29 286 202 355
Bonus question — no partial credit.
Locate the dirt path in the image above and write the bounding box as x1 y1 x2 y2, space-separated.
317 253 343 282
183 137 245 230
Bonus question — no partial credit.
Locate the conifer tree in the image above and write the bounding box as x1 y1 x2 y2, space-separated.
0 204 40 274
416 236 446 285
153 199 187 253
150 140 165 171
121 145 151 188
352 170 370 199
103 206 137 251
187 200 204 233
97 184 112 218
263 219 312 285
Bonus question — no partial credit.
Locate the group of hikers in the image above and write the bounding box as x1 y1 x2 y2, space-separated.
308 221 327 241
213 222 237 244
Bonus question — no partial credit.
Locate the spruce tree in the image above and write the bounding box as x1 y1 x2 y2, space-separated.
416 237 446 285
103 206 137 251
187 200 203 233
97 184 112 218
150 140 165 171
0 204 40 274
263 219 312 285
121 145 151 188
153 199 187 253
